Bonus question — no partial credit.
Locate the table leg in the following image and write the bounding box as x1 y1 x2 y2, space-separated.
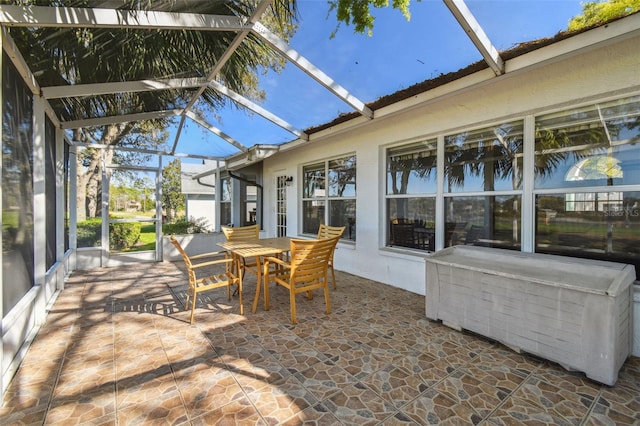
251 256 262 314
236 255 244 316
264 260 270 311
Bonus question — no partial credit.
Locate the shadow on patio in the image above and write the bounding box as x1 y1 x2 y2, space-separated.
1 261 639 425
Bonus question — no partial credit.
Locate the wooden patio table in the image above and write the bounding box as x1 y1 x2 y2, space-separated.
217 237 291 314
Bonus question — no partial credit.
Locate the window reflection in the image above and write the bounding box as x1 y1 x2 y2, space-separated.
445 122 523 193
387 198 436 250
45 116 57 269
303 163 325 199
386 140 437 251
536 192 640 264
302 200 324 234
444 196 521 250
220 176 231 226
329 156 356 197
387 141 437 195
302 157 356 240
535 96 640 189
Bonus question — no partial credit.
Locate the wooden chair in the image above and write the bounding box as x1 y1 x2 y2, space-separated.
263 237 339 324
221 224 260 279
169 236 241 324
317 224 345 289
391 222 418 248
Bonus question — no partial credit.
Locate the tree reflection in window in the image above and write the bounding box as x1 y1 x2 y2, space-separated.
445 121 524 193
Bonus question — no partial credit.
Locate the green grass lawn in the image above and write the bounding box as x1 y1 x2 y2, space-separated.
136 223 156 251
119 223 156 252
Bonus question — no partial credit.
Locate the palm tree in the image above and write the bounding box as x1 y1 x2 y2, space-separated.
8 0 299 219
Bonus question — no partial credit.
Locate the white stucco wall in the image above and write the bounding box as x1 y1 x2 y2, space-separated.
261 31 640 296
185 195 216 231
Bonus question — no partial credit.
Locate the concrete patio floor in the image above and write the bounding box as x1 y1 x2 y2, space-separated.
1 261 639 425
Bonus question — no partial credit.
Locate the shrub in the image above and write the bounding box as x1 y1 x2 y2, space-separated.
162 216 210 235
110 222 141 250
77 218 102 247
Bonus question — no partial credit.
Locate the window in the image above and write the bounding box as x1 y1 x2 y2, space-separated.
276 175 287 237
386 140 437 250
444 121 523 251
444 195 521 249
243 183 257 226
445 121 523 193
535 96 640 189
302 155 356 240
535 191 640 264
534 95 640 267
45 115 57 269
534 95 640 190
220 176 231 227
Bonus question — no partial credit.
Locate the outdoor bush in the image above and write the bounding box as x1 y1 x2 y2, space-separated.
162 216 210 235
77 218 102 247
110 221 141 250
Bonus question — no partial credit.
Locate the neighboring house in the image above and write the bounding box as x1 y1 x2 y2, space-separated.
126 201 141 212
181 160 218 232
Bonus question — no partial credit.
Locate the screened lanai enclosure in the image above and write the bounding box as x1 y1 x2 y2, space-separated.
1 0 640 400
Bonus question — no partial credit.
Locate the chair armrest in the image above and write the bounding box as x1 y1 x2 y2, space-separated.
190 251 227 260
263 256 290 269
191 258 234 269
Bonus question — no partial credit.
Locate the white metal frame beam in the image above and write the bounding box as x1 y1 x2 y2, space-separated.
170 0 273 154
208 80 308 140
442 0 504 76
252 22 374 119
0 2 373 159
42 75 308 140
60 109 183 129
70 141 224 161
185 111 248 153
42 77 206 99
0 5 248 31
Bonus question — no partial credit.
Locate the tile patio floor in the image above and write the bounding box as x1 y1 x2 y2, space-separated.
1 261 639 425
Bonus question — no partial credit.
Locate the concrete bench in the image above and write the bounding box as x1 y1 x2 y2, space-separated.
425 245 635 385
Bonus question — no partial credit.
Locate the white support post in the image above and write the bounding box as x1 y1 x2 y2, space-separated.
156 156 163 262
215 164 221 233
68 144 77 273
435 135 446 251
101 150 109 266
55 127 65 269
521 115 536 253
0 30 4 398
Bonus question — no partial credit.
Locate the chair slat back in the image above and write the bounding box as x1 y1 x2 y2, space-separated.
222 224 259 241
317 224 345 240
289 237 339 282
170 236 196 284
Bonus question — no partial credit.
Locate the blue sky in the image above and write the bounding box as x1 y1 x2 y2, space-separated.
173 0 586 163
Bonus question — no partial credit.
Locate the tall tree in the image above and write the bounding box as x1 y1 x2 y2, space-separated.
568 0 640 30
329 0 411 36
161 159 185 222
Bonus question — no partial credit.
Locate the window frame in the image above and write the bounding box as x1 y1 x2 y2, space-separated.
385 139 438 251
301 154 356 240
